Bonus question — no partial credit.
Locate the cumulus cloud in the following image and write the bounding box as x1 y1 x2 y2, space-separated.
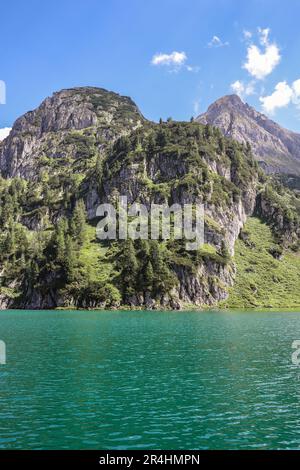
243 28 280 80
0 80 6 105
0 127 11 141
151 51 199 73
292 79 300 106
244 44 280 80
208 35 229 48
260 79 300 114
186 65 200 73
258 27 270 46
260 82 292 114
151 51 187 70
231 80 255 99
243 30 252 41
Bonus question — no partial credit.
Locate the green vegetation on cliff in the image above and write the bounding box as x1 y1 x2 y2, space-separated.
223 217 300 308
0 87 299 309
0 118 256 309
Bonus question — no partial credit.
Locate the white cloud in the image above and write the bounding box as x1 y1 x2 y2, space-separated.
151 51 187 69
231 80 255 99
292 79 300 106
293 79 300 95
243 30 252 41
0 127 11 141
186 65 200 73
243 28 280 80
260 82 292 114
231 80 245 98
151 51 199 73
244 44 280 80
258 27 270 46
259 79 300 114
208 35 229 48
0 80 6 104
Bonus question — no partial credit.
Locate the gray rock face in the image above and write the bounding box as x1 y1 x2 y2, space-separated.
0 87 282 310
0 87 144 178
87 125 258 308
197 95 300 175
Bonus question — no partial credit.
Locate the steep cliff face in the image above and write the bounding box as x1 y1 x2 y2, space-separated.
97 123 258 253
197 95 300 175
81 121 259 308
0 88 298 310
255 184 300 248
0 87 144 179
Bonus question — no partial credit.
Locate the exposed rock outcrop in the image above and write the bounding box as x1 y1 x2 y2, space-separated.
0 88 298 310
0 87 144 179
197 95 300 175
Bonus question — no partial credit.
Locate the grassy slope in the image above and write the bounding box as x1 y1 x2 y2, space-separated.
222 217 300 309
79 221 300 309
79 224 116 283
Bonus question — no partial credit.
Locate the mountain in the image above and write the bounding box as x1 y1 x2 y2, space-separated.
196 95 300 176
0 87 299 310
0 87 144 179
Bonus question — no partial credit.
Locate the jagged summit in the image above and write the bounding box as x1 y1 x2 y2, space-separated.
2 87 300 179
0 87 144 178
15 86 144 134
197 94 300 175
207 94 245 109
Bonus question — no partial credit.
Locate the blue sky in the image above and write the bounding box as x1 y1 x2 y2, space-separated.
1 0 300 136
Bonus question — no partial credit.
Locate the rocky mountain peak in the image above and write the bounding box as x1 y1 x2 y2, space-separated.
13 87 143 135
0 87 144 178
197 95 300 175
207 94 245 111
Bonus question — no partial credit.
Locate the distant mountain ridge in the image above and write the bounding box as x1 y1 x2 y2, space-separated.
196 95 300 176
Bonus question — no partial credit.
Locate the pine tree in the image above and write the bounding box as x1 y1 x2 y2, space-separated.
70 200 87 245
204 123 212 139
95 154 104 185
149 241 175 296
144 260 154 291
156 129 167 147
118 240 138 299
115 136 131 155
218 137 225 153
3 219 16 258
246 141 252 156
55 217 68 262
65 235 78 282
147 134 156 156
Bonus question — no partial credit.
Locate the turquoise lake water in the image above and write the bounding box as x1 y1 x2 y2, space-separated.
0 309 300 450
